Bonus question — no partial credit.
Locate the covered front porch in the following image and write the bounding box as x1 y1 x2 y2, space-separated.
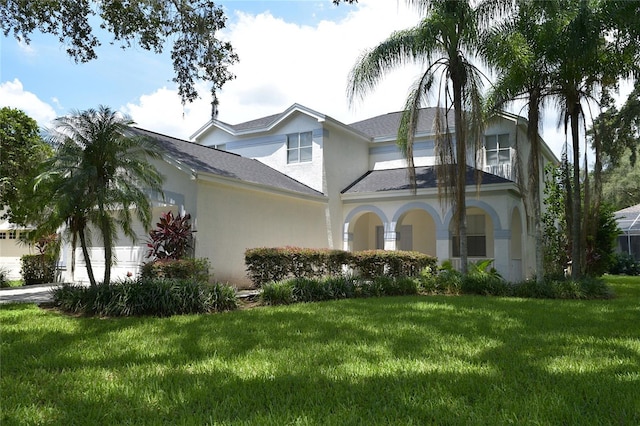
342 197 526 282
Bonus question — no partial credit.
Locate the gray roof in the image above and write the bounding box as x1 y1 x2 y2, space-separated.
218 113 282 133
342 165 513 194
614 203 640 234
132 127 324 198
348 108 442 139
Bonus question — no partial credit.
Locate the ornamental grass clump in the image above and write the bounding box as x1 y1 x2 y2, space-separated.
52 279 237 317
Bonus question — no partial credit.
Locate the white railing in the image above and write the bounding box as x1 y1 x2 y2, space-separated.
484 163 512 180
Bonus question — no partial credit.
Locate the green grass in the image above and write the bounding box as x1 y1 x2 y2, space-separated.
2 276 639 425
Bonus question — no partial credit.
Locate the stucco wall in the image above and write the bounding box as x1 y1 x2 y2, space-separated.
195 179 329 287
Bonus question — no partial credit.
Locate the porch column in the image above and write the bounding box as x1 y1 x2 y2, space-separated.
494 230 511 279
435 228 450 265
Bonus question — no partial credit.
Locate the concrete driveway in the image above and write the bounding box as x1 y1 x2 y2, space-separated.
0 284 60 304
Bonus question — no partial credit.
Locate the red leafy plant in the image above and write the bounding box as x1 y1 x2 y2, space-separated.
146 211 193 260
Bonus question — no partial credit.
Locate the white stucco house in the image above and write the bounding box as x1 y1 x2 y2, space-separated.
1 104 558 287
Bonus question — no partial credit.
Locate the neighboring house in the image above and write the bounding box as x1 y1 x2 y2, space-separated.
0 216 31 280
614 203 640 261
49 103 557 287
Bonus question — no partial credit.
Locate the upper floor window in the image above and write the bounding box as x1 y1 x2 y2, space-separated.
287 132 312 163
485 134 511 165
8 230 17 239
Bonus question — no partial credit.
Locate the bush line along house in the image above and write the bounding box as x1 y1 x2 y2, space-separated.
2 104 558 287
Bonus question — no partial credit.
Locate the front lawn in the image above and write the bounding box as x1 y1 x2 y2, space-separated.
1 276 639 425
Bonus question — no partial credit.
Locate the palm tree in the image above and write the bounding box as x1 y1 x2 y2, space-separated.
481 0 562 282
40 106 164 286
348 0 486 274
546 0 612 279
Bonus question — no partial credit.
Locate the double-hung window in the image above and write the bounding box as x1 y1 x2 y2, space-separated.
287 132 312 163
485 134 511 166
452 214 486 257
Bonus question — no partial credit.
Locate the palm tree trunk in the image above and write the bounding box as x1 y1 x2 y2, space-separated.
101 214 112 286
528 90 544 283
452 64 468 275
570 104 582 279
78 227 97 287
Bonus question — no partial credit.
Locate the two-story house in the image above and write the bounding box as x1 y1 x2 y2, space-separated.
46 103 557 287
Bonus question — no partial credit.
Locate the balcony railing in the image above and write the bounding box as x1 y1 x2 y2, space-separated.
483 163 513 181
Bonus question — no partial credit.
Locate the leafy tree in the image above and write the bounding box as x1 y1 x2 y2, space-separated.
599 149 640 210
0 107 52 226
347 0 486 274
38 106 165 286
0 1 238 109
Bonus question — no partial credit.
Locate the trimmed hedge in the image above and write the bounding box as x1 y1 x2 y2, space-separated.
52 279 237 317
245 247 437 287
140 258 211 282
20 254 56 285
261 275 419 305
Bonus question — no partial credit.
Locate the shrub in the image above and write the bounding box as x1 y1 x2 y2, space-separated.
609 252 640 276
0 267 8 288
435 269 463 295
510 277 614 300
292 277 335 302
364 276 419 296
322 275 357 300
261 280 294 305
461 259 509 296
348 250 437 280
20 254 56 285
245 247 351 287
245 247 437 287
52 279 237 317
141 258 210 282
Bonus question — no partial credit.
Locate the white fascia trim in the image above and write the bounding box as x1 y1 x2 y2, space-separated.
341 182 520 203
190 119 215 141
196 172 328 204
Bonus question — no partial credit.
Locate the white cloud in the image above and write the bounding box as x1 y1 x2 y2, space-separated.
0 79 57 127
121 1 423 139
121 86 213 140
16 39 36 56
214 2 423 125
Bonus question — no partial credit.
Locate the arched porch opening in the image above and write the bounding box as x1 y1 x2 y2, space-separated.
350 211 384 251
395 209 437 256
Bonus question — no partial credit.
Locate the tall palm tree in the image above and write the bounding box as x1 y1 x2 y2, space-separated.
40 106 164 286
481 0 562 282
546 0 610 279
348 0 486 273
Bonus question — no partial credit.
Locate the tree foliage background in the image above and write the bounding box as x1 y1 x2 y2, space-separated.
0 107 53 226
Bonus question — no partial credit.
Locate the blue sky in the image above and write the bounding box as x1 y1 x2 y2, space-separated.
0 0 632 160
2 1 425 138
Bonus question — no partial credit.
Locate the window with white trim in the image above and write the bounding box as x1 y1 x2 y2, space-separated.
452 214 486 257
8 230 17 239
0 232 6 240
287 132 312 163
485 134 511 165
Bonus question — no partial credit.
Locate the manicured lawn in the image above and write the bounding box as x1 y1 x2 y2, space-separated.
1 276 639 425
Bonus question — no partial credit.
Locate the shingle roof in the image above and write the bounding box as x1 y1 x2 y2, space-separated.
342 165 513 194
218 113 282 133
132 127 324 198
348 108 443 139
